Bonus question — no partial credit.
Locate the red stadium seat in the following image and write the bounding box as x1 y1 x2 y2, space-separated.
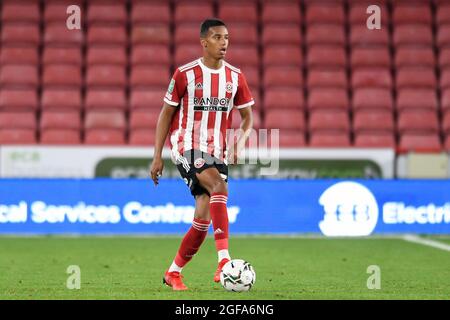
131 3 171 25
226 46 260 68
86 46 127 66
131 45 171 66
87 3 127 25
231 109 261 130
43 65 82 88
263 46 303 67
44 23 83 47
40 111 81 131
394 25 433 47
308 89 349 110
0 46 38 65
440 69 450 90
41 89 82 110
130 110 159 129
262 2 301 24
85 89 127 111
396 89 438 111
352 88 393 111
307 45 346 69
353 110 394 133
395 47 435 69
355 132 395 148
393 4 432 25
129 129 156 145
263 88 304 110
0 65 38 88
306 3 344 25
399 133 442 152
445 134 450 151
130 66 170 88
437 4 450 26
306 24 345 46
130 89 166 110
40 129 81 145
396 68 436 89
131 25 170 45
352 68 392 89
174 3 213 24
307 69 347 89
441 89 450 111
218 2 258 24
351 47 391 69
439 48 450 69
349 4 389 25
175 24 202 45
263 67 303 88
262 24 302 46
0 111 36 129
309 132 351 147
86 65 127 88
84 129 126 145
350 26 389 47
2 24 40 46
226 24 258 45
309 110 350 133
87 25 127 46
174 45 202 66
442 112 450 134
2 3 40 23
278 130 306 147
264 109 305 130
398 110 439 134
0 89 38 111
0 129 36 144
85 110 127 131
45 3 83 23
42 47 82 66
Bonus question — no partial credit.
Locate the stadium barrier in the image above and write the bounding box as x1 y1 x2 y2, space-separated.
0 179 449 235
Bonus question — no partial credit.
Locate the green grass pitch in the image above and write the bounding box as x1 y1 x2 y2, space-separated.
0 236 449 300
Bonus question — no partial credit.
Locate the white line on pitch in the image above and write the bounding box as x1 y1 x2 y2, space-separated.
402 234 450 252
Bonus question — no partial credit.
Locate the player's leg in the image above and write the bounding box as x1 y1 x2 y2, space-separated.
196 167 231 282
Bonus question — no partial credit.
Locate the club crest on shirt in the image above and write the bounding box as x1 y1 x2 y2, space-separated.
195 82 203 90
225 82 233 93
194 158 206 169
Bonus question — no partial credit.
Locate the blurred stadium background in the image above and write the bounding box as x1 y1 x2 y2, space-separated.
0 0 449 300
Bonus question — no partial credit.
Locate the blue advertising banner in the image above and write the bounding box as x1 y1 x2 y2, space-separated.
0 179 449 235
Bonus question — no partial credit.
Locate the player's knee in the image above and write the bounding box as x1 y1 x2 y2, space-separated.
211 179 228 195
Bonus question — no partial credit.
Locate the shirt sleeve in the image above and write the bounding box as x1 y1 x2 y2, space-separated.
163 68 186 107
234 72 255 109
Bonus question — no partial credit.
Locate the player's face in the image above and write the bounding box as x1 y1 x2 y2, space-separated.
203 26 229 59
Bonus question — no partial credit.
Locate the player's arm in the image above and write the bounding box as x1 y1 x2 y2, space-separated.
150 103 177 186
230 107 253 164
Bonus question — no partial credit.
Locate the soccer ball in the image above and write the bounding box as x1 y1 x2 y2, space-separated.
219 259 256 292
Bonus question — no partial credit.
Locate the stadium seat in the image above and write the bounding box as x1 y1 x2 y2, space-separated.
87 25 127 46
130 89 166 110
1 3 40 23
131 25 170 45
354 132 396 148
263 67 303 88
399 133 442 152
445 134 450 151
442 112 450 134
278 130 306 147
130 110 159 130
0 65 38 88
306 3 344 25
174 3 213 24
87 3 127 25
218 2 258 24
393 4 432 25
264 109 305 130
262 24 302 46
131 3 171 25
353 110 394 133
306 24 346 46
226 24 258 45
86 46 127 66
396 68 436 89
307 69 347 89
397 110 440 134
440 69 450 90
85 110 127 131
309 132 351 147
42 47 82 66
41 89 82 110
351 47 391 69
174 45 203 66
86 65 127 88
394 25 433 47
308 89 349 110
439 48 450 69
175 24 203 45
262 2 301 24
349 4 389 25
350 26 389 47
84 129 126 145
396 89 438 111
45 2 83 23
0 111 36 129
40 129 81 145
352 88 393 111
0 129 36 144
43 65 82 88
309 110 350 133
2 24 40 46
131 45 170 66
436 4 450 26
352 68 392 89
307 45 346 69
231 110 261 130
130 66 170 88
441 89 450 111
85 89 127 111
263 46 303 67
44 23 83 47
129 129 156 145
263 88 304 110
40 111 81 131
0 47 38 65
0 89 38 111
395 47 435 69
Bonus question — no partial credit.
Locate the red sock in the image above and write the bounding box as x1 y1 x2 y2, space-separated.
210 192 229 251
174 218 209 267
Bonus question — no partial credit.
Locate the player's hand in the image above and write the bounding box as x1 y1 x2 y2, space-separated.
150 157 164 186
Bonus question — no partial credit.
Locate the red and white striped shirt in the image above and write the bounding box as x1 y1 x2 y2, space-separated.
163 58 254 162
